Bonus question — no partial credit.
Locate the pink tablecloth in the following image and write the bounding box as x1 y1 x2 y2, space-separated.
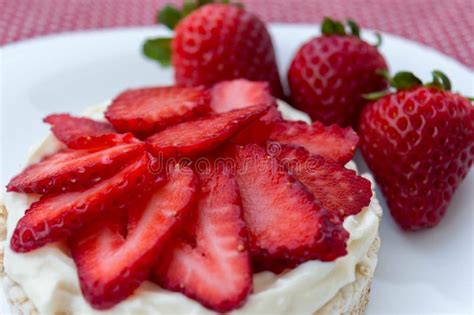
1 0 473 68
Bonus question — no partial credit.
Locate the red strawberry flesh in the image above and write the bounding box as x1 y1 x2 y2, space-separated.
69 164 196 309
234 144 348 272
146 105 270 158
275 144 372 219
210 79 276 113
152 164 252 312
44 114 136 149
230 105 283 145
269 120 359 164
209 79 283 145
105 86 211 138
6 143 145 194
10 154 154 252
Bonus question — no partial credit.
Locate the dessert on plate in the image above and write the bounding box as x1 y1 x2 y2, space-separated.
1 80 382 314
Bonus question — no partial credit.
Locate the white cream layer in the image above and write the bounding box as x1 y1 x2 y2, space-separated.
3 101 381 315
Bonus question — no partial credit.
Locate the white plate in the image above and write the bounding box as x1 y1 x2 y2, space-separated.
1 25 473 314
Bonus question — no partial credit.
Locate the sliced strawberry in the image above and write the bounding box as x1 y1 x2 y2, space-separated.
275 144 372 219
152 164 251 312
269 120 359 164
10 154 156 253
70 164 196 310
210 79 276 113
43 114 136 149
146 105 270 158
234 144 348 272
230 106 283 145
210 79 282 145
6 143 145 194
44 113 114 137
105 86 211 138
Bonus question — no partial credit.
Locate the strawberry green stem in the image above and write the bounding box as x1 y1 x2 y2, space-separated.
374 33 382 48
321 17 347 36
157 0 242 31
425 70 451 91
346 19 360 37
364 70 456 101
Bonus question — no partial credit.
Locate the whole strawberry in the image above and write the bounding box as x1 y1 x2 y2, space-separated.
144 1 284 97
288 17 388 126
359 71 473 230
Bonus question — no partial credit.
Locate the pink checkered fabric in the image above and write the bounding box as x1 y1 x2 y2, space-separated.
0 0 472 68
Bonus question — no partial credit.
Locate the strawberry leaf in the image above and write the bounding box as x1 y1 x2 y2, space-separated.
321 17 335 35
347 19 360 37
390 71 422 90
363 91 390 101
143 38 172 66
334 22 346 35
321 17 332 35
365 70 458 101
376 69 390 80
429 70 452 91
182 1 199 16
374 32 383 47
322 17 347 36
158 5 183 30
198 0 215 5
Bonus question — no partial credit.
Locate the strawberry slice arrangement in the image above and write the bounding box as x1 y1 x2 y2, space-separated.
146 104 270 158
210 79 283 144
275 145 372 220
210 79 277 113
43 114 138 149
105 86 210 138
6 143 145 194
6 80 372 311
11 154 153 252
269 120 359 164
153 162 252 312
70 163 196 309
234 144 349 273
